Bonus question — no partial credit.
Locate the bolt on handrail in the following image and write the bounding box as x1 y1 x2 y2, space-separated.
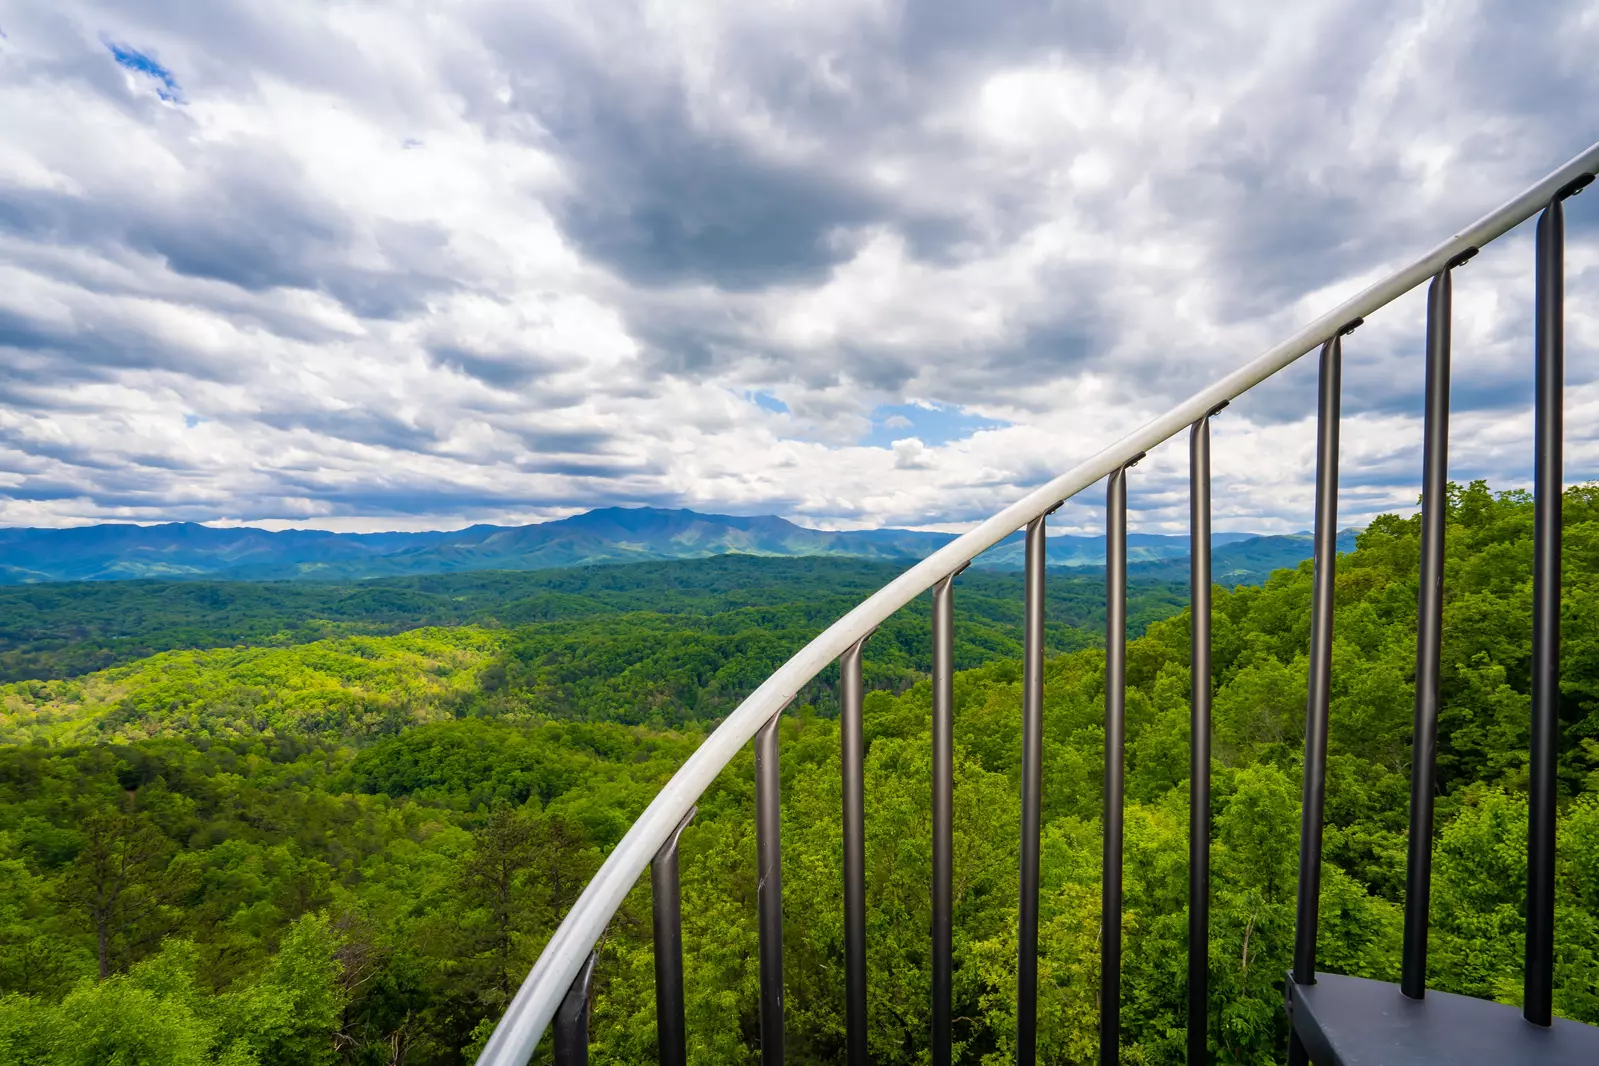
477 139 1599 1066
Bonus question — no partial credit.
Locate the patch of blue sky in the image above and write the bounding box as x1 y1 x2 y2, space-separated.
748 391 789 414
862 402 1008 449
107 42 182 102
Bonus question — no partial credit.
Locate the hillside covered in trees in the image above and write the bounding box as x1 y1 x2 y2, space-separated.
0 557 1203 737
0 482 1596 1064
0 530 1349 686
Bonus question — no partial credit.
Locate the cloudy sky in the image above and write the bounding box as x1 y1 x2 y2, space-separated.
1 1 1597 537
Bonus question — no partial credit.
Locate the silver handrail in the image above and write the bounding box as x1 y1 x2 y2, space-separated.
477 139 1599 1066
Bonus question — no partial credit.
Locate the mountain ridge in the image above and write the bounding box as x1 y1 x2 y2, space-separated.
0 506 1352 585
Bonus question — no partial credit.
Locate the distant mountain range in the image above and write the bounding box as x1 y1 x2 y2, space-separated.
0 506 1358 585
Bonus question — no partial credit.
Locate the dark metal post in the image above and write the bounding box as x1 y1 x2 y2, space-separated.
755 715 785 1064
1527 196 1566 1028
653 808 696 1066
1291 335 1342 988
932 571 959 1066
1402 265 1455 1000
1188 416 1215 1064
841 639 869 1066
553 952 598 1066
1102 461 1135 1066
1018 514 1047 1066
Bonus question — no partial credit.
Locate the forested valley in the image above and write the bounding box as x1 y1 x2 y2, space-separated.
1 481 1597 1065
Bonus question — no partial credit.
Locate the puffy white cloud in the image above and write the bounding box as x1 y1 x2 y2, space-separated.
0 0 1596 535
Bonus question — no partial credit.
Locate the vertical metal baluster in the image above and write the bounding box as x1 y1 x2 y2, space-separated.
932 568 964 1066
1287 1028 1309 1066
756 715 785 1064
553 952 598 1066
1189 411 1219 1064
1402 253 1468 1000
1291 333 1344 994
1018 513 1048 1066
841 639 869 1066
1527 183 1579 1026
653 808 697 1066
1102 458 1138 1066
1287 332 1345 1066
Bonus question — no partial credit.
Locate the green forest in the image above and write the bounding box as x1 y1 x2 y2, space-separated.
1 481 1596 1065
0 556 1199 688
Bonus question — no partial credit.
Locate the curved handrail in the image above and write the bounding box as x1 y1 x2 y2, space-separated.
477 139 1599 1065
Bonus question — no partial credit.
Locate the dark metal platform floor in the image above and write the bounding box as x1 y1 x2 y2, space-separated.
1288 973 1599 1066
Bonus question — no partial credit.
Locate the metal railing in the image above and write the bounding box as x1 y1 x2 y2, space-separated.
478 141 1599 1066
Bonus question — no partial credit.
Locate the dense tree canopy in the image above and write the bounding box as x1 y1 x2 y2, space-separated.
0 557 1192 686
0 481 1596 1064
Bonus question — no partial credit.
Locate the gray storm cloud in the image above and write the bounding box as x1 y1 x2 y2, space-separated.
0 0 1595 535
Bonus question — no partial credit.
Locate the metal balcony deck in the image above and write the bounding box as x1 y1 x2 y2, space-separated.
1288 973 1599 1066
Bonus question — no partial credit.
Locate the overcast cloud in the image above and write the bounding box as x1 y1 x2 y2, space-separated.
1 0 1597 536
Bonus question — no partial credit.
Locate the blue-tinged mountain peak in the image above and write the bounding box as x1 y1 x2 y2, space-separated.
0 508 1335 586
